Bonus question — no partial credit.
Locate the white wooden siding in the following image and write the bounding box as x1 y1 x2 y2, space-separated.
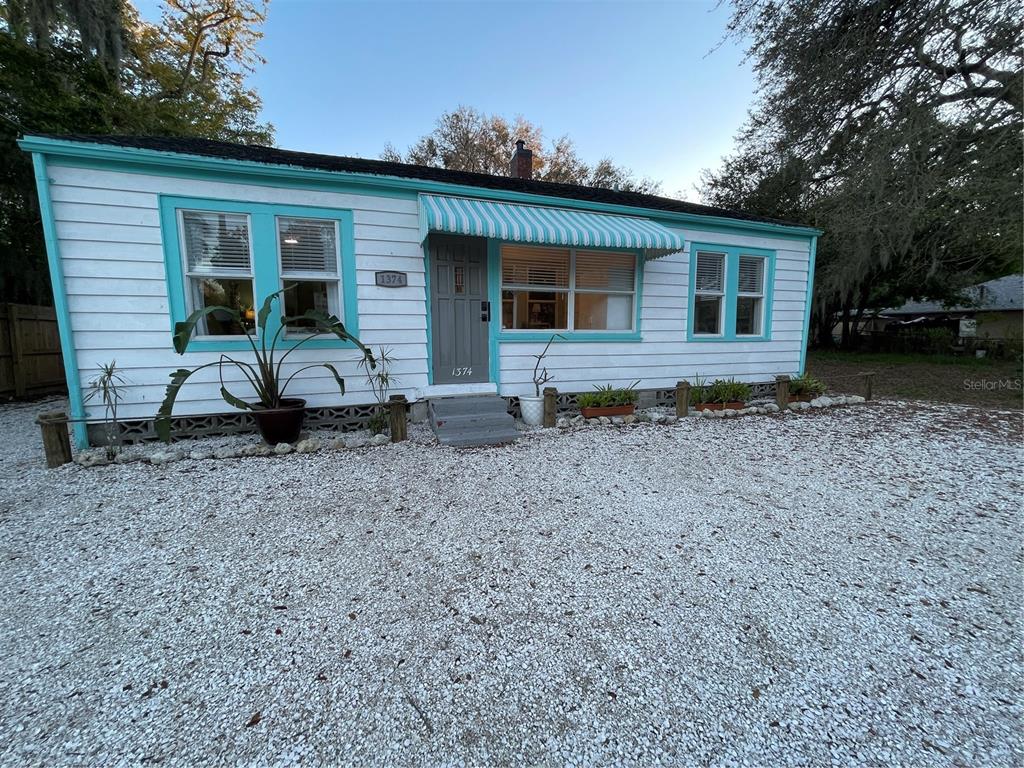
48 162 811 420
49 164 428 420
497 227 811 395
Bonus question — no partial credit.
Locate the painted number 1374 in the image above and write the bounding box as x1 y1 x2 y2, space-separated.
452 367 473 377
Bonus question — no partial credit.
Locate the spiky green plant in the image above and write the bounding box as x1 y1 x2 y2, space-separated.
359 346 399 435
155 286 374 441
84 360 128 459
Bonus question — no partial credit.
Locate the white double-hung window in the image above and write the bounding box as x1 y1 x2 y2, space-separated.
276 216 341 333
736 255 766 336
693 250 726 335
180 210 255 336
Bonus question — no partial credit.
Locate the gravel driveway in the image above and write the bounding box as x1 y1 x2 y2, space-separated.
0 399 1021 766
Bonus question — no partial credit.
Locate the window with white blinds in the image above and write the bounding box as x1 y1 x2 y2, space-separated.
736 254 765 336
180 210 255 337
688 244 775 340
501 245 570 288
182 211 252 273
693 251 725 335
278 218 338 273
738 255 764 295
277 216 341 333
500 244 635 332
695 251 725 293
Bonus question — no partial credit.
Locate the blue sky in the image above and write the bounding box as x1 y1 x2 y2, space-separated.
136 0 757 201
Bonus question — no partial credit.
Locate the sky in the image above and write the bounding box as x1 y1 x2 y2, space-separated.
134 0 758 201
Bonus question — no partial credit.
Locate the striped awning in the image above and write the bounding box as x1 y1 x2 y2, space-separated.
419 194 684 257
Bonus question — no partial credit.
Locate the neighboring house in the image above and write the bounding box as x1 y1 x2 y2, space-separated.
20 134 819 447
876 274 1023 339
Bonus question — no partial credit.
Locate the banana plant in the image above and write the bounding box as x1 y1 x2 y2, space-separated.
155 286 374 441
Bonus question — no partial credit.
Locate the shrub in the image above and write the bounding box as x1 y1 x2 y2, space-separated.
689 374 709 405
577 382 639 408
705 378 751 404
789 373 827 397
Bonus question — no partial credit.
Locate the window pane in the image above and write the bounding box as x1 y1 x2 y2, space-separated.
279 217 338 273
575 251 635 292
182 211 251 273
695 251 725 292
693 294 722 334
284 280 336 330
501 245 570 288
736 296 763 335
575 292 633 330
738 256 764 294
190 277 254 335
501 289 568 330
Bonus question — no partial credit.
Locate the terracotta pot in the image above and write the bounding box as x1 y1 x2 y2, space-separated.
251 398 306 445
580 404 636 419
788 394 813 402
695 401 745 411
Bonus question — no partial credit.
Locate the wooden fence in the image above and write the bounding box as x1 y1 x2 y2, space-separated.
0 303 66 399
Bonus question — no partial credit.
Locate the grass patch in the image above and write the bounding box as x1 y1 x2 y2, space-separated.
807 350 1023 411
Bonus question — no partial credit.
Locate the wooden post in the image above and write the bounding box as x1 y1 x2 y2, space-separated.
543 386 557 428
675 380 690 418
775 375 790 410
37 410 72 467
861 372 875 401
388 395 408 442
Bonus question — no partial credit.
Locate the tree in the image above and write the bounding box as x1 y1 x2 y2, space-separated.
0 0 272 304
702 0 1022 347
382 106 662 194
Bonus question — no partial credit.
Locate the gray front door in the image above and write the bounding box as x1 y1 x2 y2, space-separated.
429 235 490 384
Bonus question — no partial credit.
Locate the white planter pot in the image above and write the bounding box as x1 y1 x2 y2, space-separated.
519 395 545 426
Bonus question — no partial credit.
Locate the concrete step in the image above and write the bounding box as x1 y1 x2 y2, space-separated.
428 395 518 447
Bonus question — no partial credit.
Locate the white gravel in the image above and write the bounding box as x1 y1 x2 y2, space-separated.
0 398 1021 766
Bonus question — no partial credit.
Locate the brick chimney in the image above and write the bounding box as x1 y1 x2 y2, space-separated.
509 139 533 179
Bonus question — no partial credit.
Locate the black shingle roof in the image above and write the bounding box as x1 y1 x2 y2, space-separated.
39 134 811 230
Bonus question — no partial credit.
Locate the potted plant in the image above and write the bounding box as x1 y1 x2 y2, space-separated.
788 373 826 402
155 287 374 445
577 381 640 418
519 333 564 426
694 378 751 411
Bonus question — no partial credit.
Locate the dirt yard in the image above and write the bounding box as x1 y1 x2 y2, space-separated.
808 350 1023 410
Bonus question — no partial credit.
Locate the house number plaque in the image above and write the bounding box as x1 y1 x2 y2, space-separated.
375 271 408 287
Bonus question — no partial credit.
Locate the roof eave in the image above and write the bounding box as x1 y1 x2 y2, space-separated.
18 134 823 238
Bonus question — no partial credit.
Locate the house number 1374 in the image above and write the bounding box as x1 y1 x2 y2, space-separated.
452 367 472 377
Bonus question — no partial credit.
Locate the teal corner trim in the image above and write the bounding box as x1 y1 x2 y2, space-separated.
422 240 433 385
798 235 818 375
19 135 822 240
686 243 776 342
158 195 360 352
486 239 501 385
31 153 89 448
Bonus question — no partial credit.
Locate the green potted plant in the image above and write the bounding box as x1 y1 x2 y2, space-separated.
788 373 827 402
155 287 374 445
519 333 564 426
694 378 751 411
577 381 639 418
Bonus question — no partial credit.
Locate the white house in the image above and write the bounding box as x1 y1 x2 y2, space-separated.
20 134 819 447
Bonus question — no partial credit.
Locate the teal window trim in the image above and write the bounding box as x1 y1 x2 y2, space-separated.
158 195 359 352
686 243 776 342
490 240 645 344
31 153 89 448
